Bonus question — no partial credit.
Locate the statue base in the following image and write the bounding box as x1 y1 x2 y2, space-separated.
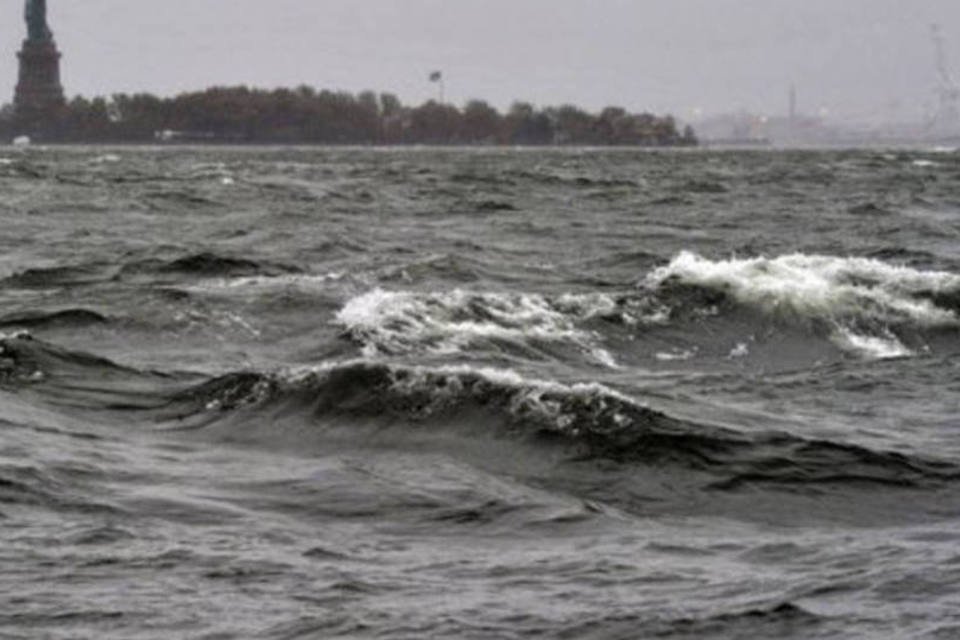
14 38 65 129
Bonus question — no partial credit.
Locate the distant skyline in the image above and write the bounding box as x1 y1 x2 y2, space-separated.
2 0 960 124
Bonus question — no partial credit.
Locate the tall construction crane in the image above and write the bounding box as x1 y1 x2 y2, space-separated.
930 24 960 134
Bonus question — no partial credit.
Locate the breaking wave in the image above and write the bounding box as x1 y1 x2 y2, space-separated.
5 334 955 493
334 288 652 366
331 253 960 367
645 251 960 358
170 359 960 491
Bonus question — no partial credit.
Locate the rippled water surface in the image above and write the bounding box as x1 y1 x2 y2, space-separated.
2 146 960 638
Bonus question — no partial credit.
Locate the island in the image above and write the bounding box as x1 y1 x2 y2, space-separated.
1 87 697 146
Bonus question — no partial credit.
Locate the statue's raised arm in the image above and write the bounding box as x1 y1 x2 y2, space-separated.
25 0 52 42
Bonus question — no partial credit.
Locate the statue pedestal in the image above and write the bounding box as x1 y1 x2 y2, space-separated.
14 38 65 128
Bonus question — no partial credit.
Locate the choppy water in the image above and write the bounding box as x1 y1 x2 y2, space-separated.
2 146 960 639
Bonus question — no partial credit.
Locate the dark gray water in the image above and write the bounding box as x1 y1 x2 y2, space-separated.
2 146 960 639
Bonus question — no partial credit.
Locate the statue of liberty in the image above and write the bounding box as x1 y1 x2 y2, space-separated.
14 0 65 124
25 0 52 42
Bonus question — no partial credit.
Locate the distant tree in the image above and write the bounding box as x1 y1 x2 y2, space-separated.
461 99 501 144
504 102 553 145
355 91 382 142
295 85 316 100
653 115 679 145
596 106 629 144
548 104 593 144
379 93 402 118
407 100 461 144
58 96 111 140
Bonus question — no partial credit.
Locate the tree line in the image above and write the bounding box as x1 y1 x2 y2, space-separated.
1 86 697 146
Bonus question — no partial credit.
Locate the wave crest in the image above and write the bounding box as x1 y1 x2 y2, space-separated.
334 288 646 365
646 251 960 358
175 360 960 490
4 334 958 494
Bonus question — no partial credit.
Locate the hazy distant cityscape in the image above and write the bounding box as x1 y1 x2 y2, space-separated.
693 96 960 148
694 25 960 147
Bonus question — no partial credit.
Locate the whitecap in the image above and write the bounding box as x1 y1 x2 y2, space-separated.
334 288 624 364
0 330 32 342
728 342 750 359
590 347 621 369
646 251 960 357
654 349 696 362
283 359 640 409
646 251 959 327
833 327 913 360
186 272 346 295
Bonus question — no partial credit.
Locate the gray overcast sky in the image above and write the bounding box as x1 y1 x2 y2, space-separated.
2 0 960 122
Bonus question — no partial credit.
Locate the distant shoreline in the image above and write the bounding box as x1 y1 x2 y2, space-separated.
0 142 951 152
2 86 698 147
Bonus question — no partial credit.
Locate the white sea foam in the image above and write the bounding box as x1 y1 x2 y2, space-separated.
0 330 32 342
187 272 346 295
385 363 641 432
646 251 960 357
728 342 750 359
293 360 643 430
655 349 697 362
381 362 636 402
833 327 913 360
272 359 643 425
647 251 960 326
334 288 623 365
590 347 621 369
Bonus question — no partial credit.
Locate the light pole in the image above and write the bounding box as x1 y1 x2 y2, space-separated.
429 71 445 104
